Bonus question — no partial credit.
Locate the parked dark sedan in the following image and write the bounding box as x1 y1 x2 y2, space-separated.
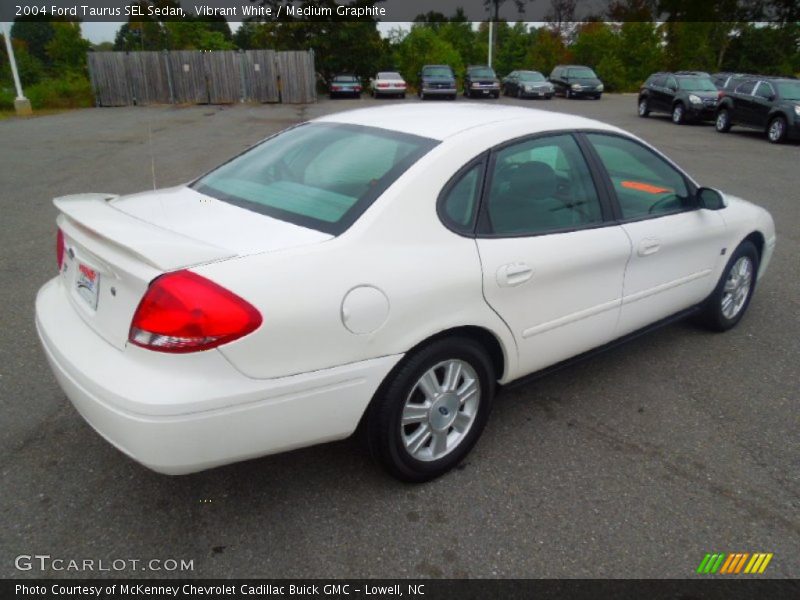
329 74 362 99
418 65 457 100
638 72 720 124
463 65 500 98
716 77 800 143
503 70 554 99
549 65 603 99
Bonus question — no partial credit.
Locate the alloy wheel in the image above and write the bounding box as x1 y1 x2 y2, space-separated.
400 359 480 462
721 256 753 320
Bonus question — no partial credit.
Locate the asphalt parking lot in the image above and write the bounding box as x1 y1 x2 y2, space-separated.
1 93 798 579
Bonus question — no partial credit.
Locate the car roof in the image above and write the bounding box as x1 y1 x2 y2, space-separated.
315 104 620 141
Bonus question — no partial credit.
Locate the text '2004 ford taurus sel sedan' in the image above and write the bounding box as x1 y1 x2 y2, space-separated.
36 105 776 482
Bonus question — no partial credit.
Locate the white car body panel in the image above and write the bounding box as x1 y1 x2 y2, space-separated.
35 104 776 474
477 226 632 375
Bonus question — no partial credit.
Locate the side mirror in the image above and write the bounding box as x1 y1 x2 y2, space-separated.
669 84 677 92
697 187 725 210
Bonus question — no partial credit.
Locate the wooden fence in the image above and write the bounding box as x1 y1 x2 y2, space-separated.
87 50 315 106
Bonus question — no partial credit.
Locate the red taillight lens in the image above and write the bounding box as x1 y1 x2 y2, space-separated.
56 228 65 271
129 270 262 353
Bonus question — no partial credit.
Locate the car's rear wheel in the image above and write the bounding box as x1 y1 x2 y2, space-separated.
638 98 650 117
697 241 759 332
672 103 685 124
565 89 572 99
767 116 787 144
516 88 523 99
715 109 732 132
365 337 495 482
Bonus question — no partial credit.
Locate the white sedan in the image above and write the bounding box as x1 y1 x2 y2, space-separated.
370 71 407 98
36 104 776 482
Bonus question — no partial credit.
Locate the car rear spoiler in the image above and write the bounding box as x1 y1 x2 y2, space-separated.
54 193 236 271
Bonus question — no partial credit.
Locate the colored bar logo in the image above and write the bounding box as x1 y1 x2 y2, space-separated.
697 553 773 574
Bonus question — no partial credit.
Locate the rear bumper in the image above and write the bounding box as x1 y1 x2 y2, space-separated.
35 277 402 474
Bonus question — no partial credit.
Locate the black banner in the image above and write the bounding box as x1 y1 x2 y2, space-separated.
3 579 800 600
4 0 799 23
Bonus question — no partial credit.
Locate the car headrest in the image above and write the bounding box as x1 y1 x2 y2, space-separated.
508 161 557 200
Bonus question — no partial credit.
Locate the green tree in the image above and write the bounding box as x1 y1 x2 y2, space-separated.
526 26 571 76
164 20 235 50
396 26 463 83
618 22 663 87
0 36 45 86
10 17 55 65
494 22 532 76
46 22 91 73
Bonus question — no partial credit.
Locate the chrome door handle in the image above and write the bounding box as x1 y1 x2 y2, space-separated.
637 238 661 256
497 263 534 287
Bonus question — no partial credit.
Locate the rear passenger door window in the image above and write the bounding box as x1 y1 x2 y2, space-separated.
480 134 605 236
585 133 692 220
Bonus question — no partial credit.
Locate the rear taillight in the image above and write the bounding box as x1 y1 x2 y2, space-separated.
56 228 65 271
129 270 262 353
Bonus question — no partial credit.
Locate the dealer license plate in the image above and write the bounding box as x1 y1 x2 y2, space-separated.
76 263 100 310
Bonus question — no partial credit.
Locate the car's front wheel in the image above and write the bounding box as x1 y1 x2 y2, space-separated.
365 337 495 482
767 116 787 144
638 98 650 117
672 103 685 124
698 240 759 332
715 109 732 132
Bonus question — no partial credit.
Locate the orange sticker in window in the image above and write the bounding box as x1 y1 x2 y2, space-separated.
620 180 672 194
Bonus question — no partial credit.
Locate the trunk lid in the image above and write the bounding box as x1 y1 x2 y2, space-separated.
55 188 331 349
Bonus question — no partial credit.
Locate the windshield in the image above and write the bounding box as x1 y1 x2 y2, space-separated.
423 67 453 78
469 67 496 78
193 123 438 235
678 77 717 91
519 71 545 82
568 68 597 79
776 81 800 100
377 72 403 80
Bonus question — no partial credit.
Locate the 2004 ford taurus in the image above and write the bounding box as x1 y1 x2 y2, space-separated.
36 104 776 482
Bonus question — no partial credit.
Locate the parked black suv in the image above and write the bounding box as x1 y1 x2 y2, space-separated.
463 65 500 98
418 65 457 100
548 65 603 99
715 77 800 143
638 72 720 124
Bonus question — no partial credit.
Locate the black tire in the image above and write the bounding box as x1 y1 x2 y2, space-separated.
401 93 406 99
492 92 499 99
767 116 788 144
365 336 495 482
594 94 602 100
638 97 650 117
672 102 686 124
449 94 457 101
715 109 732 132
516 87 523 99
419 91 426 100
565 89 572 99
697 241 759 332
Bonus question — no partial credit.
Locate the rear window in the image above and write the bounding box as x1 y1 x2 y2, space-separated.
193 123 438 235
469 67 496 78
333 75 357 83
378 72 403 80
423 66 454 78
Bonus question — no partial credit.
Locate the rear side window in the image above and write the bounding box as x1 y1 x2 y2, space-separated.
194 123 438 235
734 80 756 94
440 161 484 234
482 134 604 236
586 133 691 220
754 82 774 99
